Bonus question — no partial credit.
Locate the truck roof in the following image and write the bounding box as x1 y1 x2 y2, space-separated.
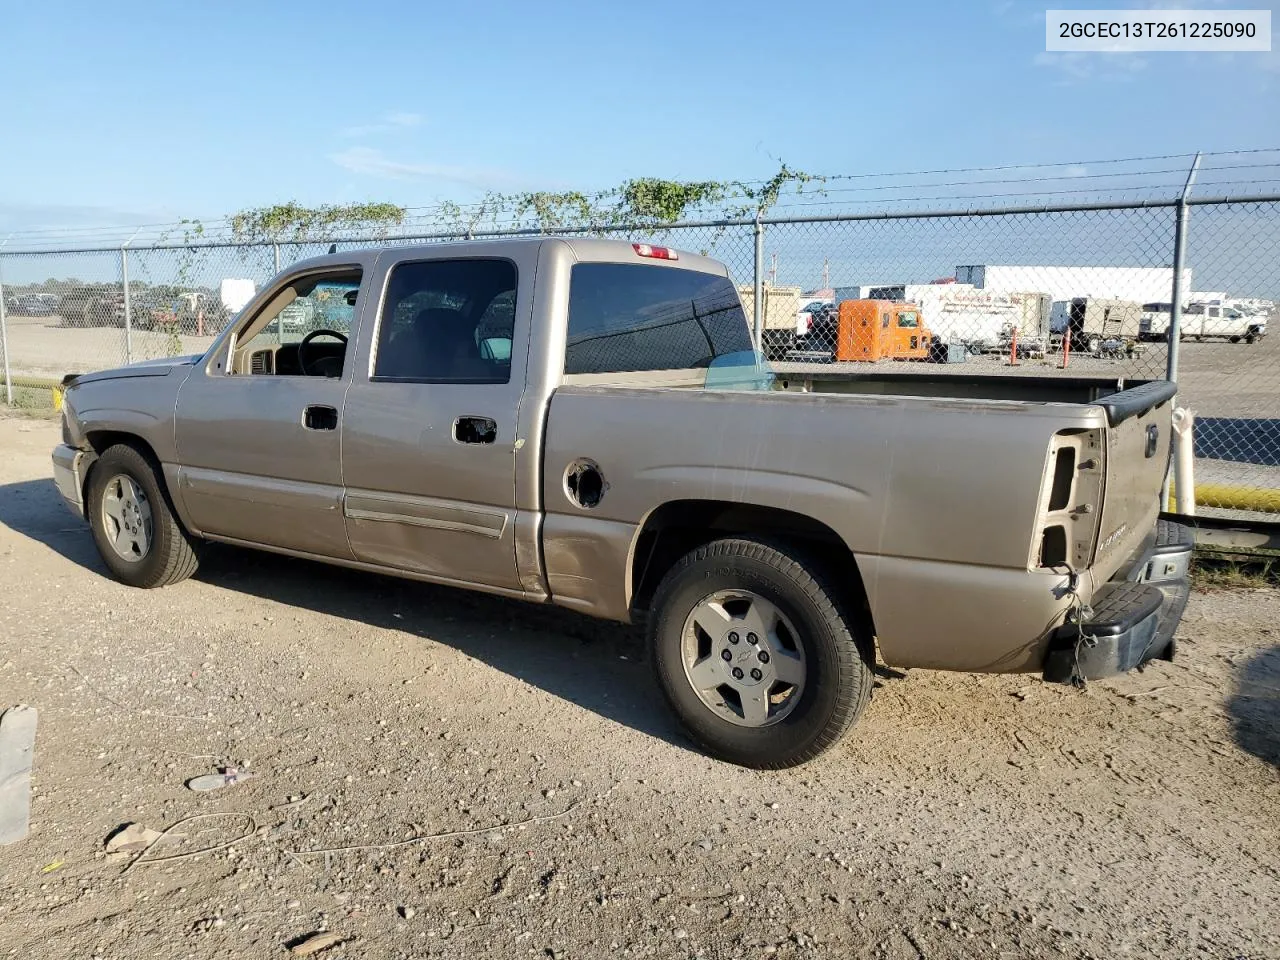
281 236 731 279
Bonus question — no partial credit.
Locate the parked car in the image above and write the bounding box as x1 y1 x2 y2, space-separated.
14 294 56 316
52 238 1189 769
145 292 232 336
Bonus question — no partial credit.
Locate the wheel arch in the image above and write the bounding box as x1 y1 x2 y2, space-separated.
82 430 196 538
629 499 876 642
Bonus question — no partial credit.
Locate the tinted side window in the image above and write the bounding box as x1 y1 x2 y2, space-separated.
373 259 516 383
565 263 752 375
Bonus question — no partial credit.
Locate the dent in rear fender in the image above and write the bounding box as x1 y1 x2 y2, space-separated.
861 554 1075 672
542 511 636 621
634 465 871 509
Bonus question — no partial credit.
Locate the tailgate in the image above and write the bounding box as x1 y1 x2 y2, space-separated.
1092 381 1178 575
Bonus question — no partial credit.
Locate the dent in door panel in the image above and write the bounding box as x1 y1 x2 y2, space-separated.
176 466 351 557
344 491 508 539
344 489 517 584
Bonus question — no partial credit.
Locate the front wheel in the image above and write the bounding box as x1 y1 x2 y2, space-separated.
86 444 200 588
648 538 873 768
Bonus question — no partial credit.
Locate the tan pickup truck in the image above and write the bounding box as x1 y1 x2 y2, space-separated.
51 238 1191 768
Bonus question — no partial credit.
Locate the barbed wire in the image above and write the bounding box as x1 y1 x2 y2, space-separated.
4 149 1279 251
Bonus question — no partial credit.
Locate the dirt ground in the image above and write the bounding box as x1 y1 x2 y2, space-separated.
0 416 1277 960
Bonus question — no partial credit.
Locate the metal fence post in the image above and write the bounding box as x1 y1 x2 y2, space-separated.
752 213 764 352
120 245 133 365
273 242 281 273
0 237 12 405
1166 153 1201 385
1160 154 1200 511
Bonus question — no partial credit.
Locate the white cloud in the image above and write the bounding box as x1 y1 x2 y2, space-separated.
341 112 425 138
385 112 422 128
328 147 512 189
1033 50 1148 83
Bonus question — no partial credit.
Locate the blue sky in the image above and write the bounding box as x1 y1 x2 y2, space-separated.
1 0 1278 236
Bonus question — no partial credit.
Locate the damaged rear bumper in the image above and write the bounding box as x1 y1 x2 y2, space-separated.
1043 518 1192 684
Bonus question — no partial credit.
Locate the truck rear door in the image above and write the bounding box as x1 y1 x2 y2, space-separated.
339 245 537 592
1090 381 1178 575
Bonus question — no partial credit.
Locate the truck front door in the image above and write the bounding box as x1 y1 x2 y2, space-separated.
174 261 375 558
339 249 534 593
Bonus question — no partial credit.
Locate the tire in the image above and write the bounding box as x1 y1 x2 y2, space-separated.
1246 335 1257 344
1230 336 1241 344
648 537 873 769
86 443 199 589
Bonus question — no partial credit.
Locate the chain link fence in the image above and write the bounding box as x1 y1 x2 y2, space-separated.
1 198 1276 519
1175 198 1280 518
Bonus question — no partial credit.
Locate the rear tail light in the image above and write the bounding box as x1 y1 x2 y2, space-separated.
632 243 679 261
1034 427 1103 570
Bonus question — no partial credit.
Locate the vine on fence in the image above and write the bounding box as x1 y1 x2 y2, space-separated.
228 202 408 242
91 162 822 361
224 162 823 245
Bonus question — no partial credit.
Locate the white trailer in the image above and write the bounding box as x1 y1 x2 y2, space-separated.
864 282 1042 347
957 264 1192 305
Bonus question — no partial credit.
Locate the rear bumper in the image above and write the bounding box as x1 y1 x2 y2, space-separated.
1043 518 1192 684
51 444 93 519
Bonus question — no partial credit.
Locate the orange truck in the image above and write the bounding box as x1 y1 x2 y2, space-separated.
834 299 932 362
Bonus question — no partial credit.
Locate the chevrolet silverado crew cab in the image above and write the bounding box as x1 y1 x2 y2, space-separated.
51 238 1191 768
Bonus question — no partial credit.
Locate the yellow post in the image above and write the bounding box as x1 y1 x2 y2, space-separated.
1169 482 1280 514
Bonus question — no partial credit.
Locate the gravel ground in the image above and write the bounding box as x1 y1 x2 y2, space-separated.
0 416 1277 960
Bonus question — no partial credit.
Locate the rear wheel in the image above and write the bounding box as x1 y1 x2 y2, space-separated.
648 537 873 768
87 444 199 588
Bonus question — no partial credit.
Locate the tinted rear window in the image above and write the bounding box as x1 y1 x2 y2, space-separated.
565 263 751 375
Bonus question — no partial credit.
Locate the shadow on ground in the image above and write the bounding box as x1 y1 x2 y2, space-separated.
0 479 105 571
0 477 691 752
1229 643 1280 768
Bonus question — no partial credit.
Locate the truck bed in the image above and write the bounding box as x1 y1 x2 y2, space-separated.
772 368 1144 406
